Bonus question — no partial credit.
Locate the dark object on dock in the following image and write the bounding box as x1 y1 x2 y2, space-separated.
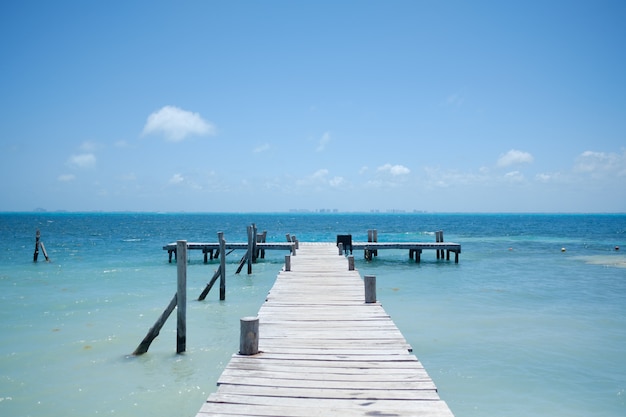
336 234 352 254
33 230 49 262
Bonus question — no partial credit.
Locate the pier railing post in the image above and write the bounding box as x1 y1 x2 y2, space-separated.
338 242 343 255
285 255 291 272
218 232 226 300
176 240 187 353
239 316 259 355
364 275 376 303
348 255 355 271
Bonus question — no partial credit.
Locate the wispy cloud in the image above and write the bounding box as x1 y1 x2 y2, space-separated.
575 150 626 177
254 143 270 153
497 149 534 167
142 106 215 142
377 163 410 176
68 153 96 169
168 173 185 185
316 132 331 152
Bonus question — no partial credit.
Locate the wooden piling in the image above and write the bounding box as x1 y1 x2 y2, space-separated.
246 225 253 274
176 240 187 354
133 293 177 355
33 230 40 262
348 255 355 271
239 316 259 355
284 255 291 272
364 275 376 303
33 230 49 262
218 232 226 300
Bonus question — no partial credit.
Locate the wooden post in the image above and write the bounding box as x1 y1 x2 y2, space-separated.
259 230 267 258
251 223 258 262
218 232 226 300
133 293 177 355
364 275 376 303
338 242 343 255
176 240 187 354
33 230 49 262
348 255 355 271
373 229 378 256
239 316 259 355
33 230 40 262
246 225 253 274
284 255 291 272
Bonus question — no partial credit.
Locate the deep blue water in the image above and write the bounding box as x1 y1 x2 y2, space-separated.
0 212 624 417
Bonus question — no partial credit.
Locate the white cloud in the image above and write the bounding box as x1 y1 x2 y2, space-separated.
359 166 369 175
316 132 331 152
312 169 329 179
329 176 345 187
575 150 626 177
168 173 185 185
142 106 215 142
57 174 75 182
497 149 534 167
504 170 525 182
377 163 410 176
254 143 270 153
68 153 96 169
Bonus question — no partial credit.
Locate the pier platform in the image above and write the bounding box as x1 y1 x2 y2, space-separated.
195 243 455 417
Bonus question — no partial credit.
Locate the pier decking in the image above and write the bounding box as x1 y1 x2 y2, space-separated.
196 243 455 417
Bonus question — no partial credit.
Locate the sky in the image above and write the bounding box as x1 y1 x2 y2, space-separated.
1 0 625 213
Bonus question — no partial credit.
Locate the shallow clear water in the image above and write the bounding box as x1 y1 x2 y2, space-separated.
0 213 624 416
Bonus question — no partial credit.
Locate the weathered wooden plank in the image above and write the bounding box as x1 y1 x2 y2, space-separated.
198 394 455 417
215 382 440 399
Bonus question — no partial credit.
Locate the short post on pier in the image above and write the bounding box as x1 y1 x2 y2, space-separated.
285 255 291 272
348 255 355 271
239 316 259 355
176 240 187 353
364 275 376 303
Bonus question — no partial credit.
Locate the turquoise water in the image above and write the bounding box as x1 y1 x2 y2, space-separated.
0 213 624 417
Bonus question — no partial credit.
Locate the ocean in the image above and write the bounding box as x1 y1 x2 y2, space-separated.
0 212 624 417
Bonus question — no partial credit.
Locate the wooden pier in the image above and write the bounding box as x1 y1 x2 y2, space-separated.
196 243 455 417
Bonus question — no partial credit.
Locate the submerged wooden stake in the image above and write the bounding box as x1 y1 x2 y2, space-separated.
133 294 177 355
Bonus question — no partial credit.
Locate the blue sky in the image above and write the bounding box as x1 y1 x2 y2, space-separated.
1 1 625 212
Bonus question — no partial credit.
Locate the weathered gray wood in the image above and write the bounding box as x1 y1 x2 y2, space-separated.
218 232 226 300
239 316 259 355
133 293 177 355
33 229 40 262
198 268 221 301
348 255 354 270
364 275 376 303
284 255 291 272
176 240 187 354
